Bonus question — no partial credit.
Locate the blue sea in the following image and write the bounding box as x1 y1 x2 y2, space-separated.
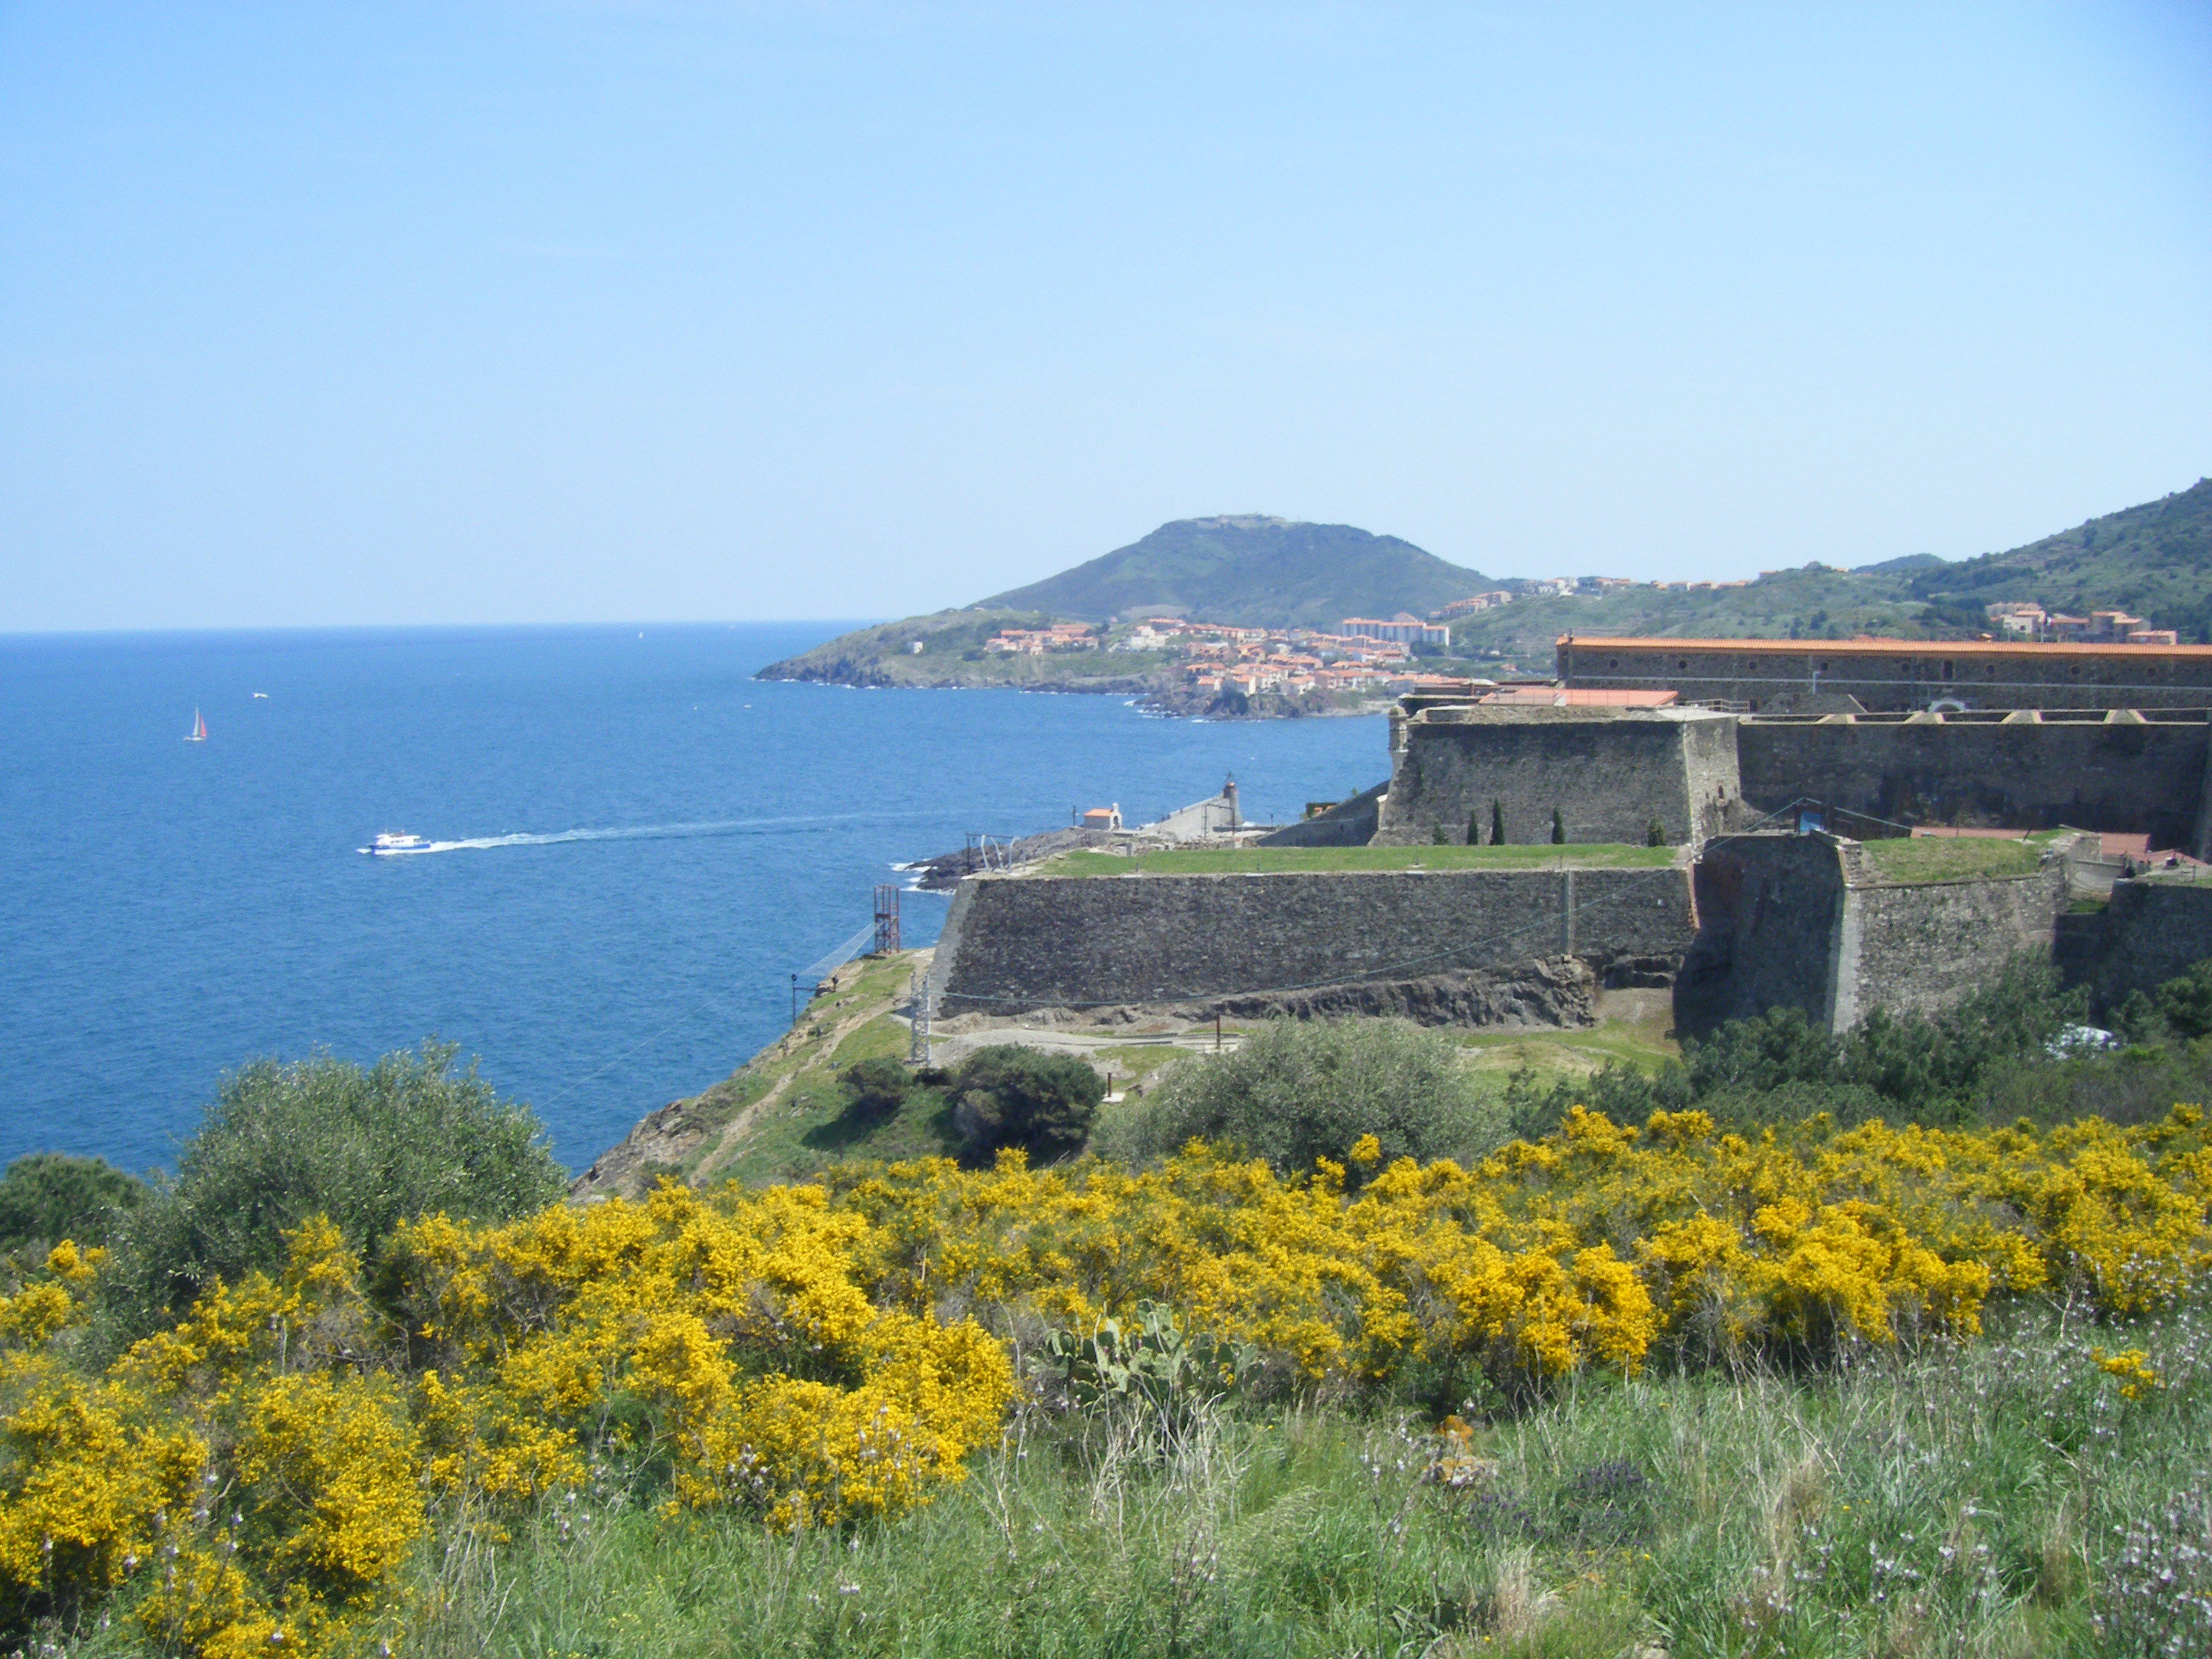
0 624 1387 1174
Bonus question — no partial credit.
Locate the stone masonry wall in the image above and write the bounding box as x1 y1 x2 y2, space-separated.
2064 879 2212 1013
1833 842 2067 1024
1557 639 2212 712
1373 707 1740 847
928 867 1699 1018
1676 832 2066 1034
1256 781 1387 848
1737 715 2209 847
1675 835 1848 1033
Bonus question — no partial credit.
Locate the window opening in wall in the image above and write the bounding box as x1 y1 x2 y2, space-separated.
1942 660 1954 679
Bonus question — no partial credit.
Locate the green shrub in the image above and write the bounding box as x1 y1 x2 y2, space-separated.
1503 1058 1691 1141
1491 799 1505 845
1431 823 1449 845
1681 956 2083 1121
1493 958 2098 1139
102 1041 564 1331
0 1154 147 1251
2157 961 2212 1040
1645 816 1666 848
1550 807 1565 845
950 1046 1104 1163
839 1055 914 1118
1102 1017 1505 1177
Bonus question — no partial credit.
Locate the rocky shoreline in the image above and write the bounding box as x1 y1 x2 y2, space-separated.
756 657 1385 721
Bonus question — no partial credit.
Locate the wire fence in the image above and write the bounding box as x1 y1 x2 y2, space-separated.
796 918 881 988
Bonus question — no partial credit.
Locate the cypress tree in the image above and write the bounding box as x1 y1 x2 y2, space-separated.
1550 806 1565 845
1490 799 1505 845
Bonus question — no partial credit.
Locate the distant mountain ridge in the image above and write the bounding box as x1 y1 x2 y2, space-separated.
756 478 2212 704
1900 477 2212 634
976 516 1490 629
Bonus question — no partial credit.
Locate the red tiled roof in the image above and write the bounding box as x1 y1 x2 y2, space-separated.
1557 636 2212 659
1482 687 1681 707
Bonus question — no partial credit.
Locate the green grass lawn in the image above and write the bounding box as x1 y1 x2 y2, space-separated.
1456 1002 1681 1078
1036 843 1680 878
359 1297 2201 1658
1858 835 2048 884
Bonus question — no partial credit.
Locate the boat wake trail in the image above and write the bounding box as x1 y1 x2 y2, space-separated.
369 814 871 855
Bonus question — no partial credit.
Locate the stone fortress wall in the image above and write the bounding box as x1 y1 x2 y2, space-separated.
1735 711 2210 850
2056 878 2212 1014
1555 636 2212 713
1676 832 2069 1035
927 866 1699 1020
1373 693 2212 858
925 660 2212 1043
1372 704 1741 848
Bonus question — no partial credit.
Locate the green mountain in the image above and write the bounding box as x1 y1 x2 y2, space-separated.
757 478 2212 696
976 516 1491 629
1900 477 2212 635
1443 477 2212 662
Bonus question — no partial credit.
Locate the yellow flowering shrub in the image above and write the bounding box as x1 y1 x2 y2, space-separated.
0 1225 418 1657
382 1181 1014 1529
0 1101 2203 1650
830 1103 2211 1390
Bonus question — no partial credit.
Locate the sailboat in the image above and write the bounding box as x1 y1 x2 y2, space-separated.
184 708 207 742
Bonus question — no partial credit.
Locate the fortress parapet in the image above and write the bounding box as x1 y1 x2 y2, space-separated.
1676 831 2068 1035
1557 635 2212 713
1374 702 1740 848
925 864 1698 1025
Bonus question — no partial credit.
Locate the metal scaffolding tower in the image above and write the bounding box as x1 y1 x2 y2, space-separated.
871 884 900 955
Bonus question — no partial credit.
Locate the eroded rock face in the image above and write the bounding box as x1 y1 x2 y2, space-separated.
1041 957 1606 1031
569 1098 706 1204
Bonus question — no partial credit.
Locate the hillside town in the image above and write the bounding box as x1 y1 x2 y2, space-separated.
984 612 1473 698
979 583 2184 695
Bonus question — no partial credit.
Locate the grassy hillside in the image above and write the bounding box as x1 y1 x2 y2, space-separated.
1450 476 2212 661
761 477 2212 692
1902 475 2212 635
979 515 1491 628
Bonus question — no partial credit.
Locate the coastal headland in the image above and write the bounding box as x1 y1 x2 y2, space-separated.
760 480 2212 716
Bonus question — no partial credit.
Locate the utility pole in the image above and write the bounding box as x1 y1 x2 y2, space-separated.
790 973 800 1028
908 967 932 1066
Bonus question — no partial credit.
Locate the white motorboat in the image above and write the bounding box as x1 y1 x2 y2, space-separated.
362 832 431 855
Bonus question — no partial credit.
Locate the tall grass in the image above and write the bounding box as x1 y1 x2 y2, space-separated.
189 1298 2200 1659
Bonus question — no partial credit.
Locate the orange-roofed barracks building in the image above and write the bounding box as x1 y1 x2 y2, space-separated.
1555 637 2212 713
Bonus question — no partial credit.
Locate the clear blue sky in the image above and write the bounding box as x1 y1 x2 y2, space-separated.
3 3 2208 630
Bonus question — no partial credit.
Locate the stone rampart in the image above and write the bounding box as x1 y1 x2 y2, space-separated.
1676 835 1847 1031
1557 637 2212 712
1373 705 1740 847
2059 878 2212 1014
1257 781 1387 848
927 867 1699 1019
1676 832 2067 1033
1737 712 2210 848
